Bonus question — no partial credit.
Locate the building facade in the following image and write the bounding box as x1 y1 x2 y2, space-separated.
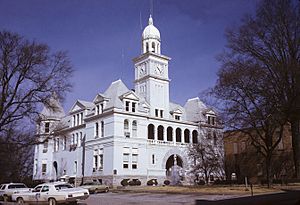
33 16 223 186
224 125 294 183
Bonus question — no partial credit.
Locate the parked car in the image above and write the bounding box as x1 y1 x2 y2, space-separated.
80 181 109 193
11 182 89 205
0 183 31 202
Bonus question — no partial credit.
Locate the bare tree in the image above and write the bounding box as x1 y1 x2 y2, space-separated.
0 30 73 182
0 31 73 134
212 0 300 182
188 130 224 184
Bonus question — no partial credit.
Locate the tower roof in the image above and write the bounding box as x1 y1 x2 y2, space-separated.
142 15 160 40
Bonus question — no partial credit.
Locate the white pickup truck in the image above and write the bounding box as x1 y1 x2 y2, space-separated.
0 183 31 202
11 182 89 205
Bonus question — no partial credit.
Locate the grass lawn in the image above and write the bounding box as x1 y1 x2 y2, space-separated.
114 185 300 196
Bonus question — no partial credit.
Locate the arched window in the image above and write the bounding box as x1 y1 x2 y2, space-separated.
148 124 154 139
184 129 190 143
167 127 173 141
152 42 155 53
213 131 217 145
157 125 164 141
192 130 198 144
101 121 104 137
176 128 181 142
146 42 149 52
124 119 129 138
132 121 137 137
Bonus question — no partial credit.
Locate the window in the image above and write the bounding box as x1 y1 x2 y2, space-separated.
241 141 246 152
213 132 217 145
132 121 137 137
101 121 104 137
123 153 129 169
146 42 149 52
132 148 138 169
184 129 190 143
167 127 173 141
152 42 155 52
123 147 130 169
152 154 155 164
43 140 48 153
155 109 159 117
74 161 77 174
45 122 50 133
207 116 216 125
98 149 103 170
100 104 104 113
63 136 67 150
81 112 83 124
76 133 79 145
124 120 130 138
93 150 98 172
54 138 59 152
157 125 164 141
96 105 100 115
148 124 154 139
77 113 80 125
192 130 198 144
79 132 82 147
125 101 130 111
160 110 163 118
41 186 49 192
132 102 136 112
95 122 99 138
175 115 181 120
176 128 181 142
73 115 76 126
42 163 47 175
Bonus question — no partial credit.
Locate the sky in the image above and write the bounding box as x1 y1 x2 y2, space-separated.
0 0 258 111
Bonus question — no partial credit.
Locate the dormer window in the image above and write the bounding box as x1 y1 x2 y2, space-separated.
132 102 136 112
125 101 130 111
175 115 181 120
207 115 216 125
45 122 50 133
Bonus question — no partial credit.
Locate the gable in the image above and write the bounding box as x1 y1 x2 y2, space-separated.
120 91 139 101
69 101 85 113
93 93 109 104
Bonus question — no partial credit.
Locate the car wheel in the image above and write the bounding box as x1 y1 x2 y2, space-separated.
105 187 109 193
48 198 57 205
3 195 9 202
17 197 25 204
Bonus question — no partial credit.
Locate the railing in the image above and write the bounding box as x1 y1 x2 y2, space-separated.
147 139 188 147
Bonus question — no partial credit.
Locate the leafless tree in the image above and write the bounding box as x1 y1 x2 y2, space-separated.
0 30 73 182
188 130 224 184
0 31 73 134
211 0 299 185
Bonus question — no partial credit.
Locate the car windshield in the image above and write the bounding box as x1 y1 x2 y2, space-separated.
55 184 73 190
1 185 6 190
8 184 27 189
83 182 94 185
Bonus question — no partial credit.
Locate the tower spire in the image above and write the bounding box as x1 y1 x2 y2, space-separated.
148 14 153 25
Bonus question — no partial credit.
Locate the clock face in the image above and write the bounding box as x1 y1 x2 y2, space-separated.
139 64 146 76
155 64 164 75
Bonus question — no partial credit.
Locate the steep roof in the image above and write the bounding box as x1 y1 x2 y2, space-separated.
104 79 130 109
184 97 207 123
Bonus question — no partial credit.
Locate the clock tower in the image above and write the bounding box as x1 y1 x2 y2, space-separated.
133 15 171 118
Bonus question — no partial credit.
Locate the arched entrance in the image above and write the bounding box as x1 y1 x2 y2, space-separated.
165 154 184 185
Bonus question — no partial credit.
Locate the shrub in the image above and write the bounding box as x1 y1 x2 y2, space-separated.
121 179 130 186
147 179 158 186
197 180 206 185
128 179 141 186
164 180 170 186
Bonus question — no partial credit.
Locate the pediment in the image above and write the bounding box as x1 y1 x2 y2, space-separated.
120 91 139 101
69 101 85 113
93 93 109 104
205 109 216 116
172 108 183 115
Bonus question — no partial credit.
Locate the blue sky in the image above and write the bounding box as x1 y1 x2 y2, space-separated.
0 0 257 111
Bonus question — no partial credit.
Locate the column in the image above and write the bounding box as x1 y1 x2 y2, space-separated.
173 128 176 146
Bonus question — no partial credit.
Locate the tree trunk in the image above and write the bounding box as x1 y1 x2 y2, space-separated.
265 155 272 189
291 119 300 178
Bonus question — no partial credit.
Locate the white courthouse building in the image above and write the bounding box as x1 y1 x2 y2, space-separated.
33 16 223 186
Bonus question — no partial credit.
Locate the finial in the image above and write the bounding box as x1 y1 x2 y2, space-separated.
148 14 153 25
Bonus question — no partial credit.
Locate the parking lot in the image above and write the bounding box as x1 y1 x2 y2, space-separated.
79 192 238 205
